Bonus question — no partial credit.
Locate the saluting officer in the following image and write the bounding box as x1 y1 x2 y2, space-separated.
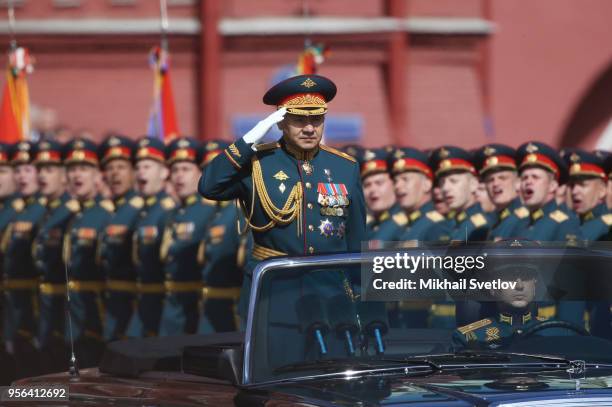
160 137 217 335
32 139 78 373
63 138 113 368
391 147 450 243
473 144 529 240
98 135 142 341
198 140 248 333
360 148 405 247
565 150 611 241
2 141 46 378
199 75 366 304
130 137 175 337
429 146 493 241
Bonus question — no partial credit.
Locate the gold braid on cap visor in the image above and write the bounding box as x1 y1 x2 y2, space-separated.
279 93 327 116
239 158 303 236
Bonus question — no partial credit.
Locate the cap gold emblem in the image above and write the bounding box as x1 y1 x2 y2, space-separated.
525 143 538 153
301 78 317 88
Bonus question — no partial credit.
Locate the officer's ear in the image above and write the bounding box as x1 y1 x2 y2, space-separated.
468 173 479 193
547 174 558 195
277 117 286 132
422 175 433 194
596 179 607 201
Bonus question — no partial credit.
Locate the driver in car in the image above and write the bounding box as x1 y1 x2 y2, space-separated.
453 247 550 349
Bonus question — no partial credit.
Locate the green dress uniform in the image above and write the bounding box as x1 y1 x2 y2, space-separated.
1 141 46 378
31 140 78 373
200 75 366 362
97 135 142 341
63 139 113 368
129 138 175 337
160 138 217 336
198 140 247 334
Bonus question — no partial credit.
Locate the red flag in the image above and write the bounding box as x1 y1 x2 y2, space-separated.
0 78 21 143
147 46 179 141
0 47 33 143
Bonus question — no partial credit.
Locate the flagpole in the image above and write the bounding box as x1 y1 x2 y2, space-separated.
159 0 169 52
302 0 311 48
7 0 17 50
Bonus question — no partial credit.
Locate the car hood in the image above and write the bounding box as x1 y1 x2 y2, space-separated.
14 367 612 406
259 368 612 406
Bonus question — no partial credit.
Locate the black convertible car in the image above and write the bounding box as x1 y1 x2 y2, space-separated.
12 244 612 406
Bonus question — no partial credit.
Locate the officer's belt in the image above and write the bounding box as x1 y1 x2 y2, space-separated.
137 282 166 294
202 286 241 300
252 244 287 260
164 281 202 293
39 283 67 295
67 280 105 293
3 278 39 290
106 280 138 292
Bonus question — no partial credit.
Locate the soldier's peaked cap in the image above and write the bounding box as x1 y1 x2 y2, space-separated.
263 74 337 116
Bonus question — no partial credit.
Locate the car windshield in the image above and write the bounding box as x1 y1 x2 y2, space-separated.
245 243 612 384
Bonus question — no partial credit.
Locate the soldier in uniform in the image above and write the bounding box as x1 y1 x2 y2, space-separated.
63 138 113 367
98 135 142 341
160 137 216 335
32 140 78 373
565 150 611 338
605 152 612 211
390 147 451 328
429 146 492 242
130 137 175 337
199 74 366 307
360 148 405 246
473 144 529 240
566 150 611 241
391 147 450 243
198 140 247 333
453 243 556 349
513 142 581 242
2 141 46 378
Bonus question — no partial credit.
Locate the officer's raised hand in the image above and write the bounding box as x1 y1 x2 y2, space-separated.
243 107 287 147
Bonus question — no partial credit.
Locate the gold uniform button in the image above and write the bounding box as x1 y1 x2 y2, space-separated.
305 182 312 189
307 203 313 210
308 246 314 254
308 225 314 232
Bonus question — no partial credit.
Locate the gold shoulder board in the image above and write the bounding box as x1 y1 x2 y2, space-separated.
12 199 25 212
65 199 80 213
255 142 280 152
457 318 492 335
601 213 612 226
470 213 488 228
366 214 374 225
202 197 217 206
514 206 529 219
392 212 408 226
161 197 176 210
549 210 568 223
426 211 444 223
38 197 48 206
129 196 144 209
320 144 357 163
100 199 115 213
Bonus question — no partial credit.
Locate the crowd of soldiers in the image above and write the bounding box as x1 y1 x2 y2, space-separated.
0 134 246 381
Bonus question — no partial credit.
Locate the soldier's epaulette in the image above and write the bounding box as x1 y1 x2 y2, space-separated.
100 199 115 213
601 213 612 226
38 196 48 206
65 199 80 213
12 198 25 213
366 214 374 225
255 142 280 152
426 211 444 223
392 212 408 226
161 197 176 210
549 210 568 223
457 318 492 335
514 206 529 219
320 144 357 163
202 197 217 206
129 196 144 209
470 213 488 228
